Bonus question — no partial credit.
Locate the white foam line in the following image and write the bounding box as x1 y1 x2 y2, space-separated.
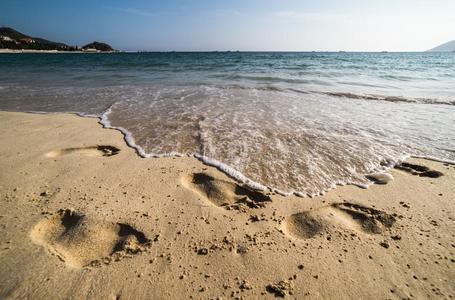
23 109 141 153
13 109 454 197
194 154 268 192
192 154 395 198
98 106 150 158
97 105 184 159
92 108 455 197
96 104 279 193
98 109 273 192
76 112 101 119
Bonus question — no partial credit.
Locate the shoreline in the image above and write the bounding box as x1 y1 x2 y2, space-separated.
2 49 454 54
0 49 118 53
0 110 454 299
27 108 455 197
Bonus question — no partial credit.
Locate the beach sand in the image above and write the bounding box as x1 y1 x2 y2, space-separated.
0 111 453 299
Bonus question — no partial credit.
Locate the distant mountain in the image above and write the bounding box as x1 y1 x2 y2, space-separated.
427 40 455 52
0 27 115 52
0 27 30 40
0 27 76 51
81 41 114 52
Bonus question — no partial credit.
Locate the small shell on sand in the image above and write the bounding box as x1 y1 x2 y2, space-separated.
366 173 394 184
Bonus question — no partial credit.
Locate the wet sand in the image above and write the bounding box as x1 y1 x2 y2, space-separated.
0 111 454 299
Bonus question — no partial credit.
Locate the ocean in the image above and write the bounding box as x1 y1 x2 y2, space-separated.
0 52 454 195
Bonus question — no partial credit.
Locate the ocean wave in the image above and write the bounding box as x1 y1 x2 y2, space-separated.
208 84 454 106
214 74 325 85
321 92 455 105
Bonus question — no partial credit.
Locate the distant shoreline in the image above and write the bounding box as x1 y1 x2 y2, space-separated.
0 49 117 53
1 49 454 54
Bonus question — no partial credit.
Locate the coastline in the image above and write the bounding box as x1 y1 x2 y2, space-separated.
0 49 118 53
0 111 453 299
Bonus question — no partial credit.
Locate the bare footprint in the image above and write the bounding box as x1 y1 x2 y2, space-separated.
396 162 444 178
284 202 396 239
284 212 325 239
30 209 150 268
332 203 396 233
181 172 271 210
45 145 120 158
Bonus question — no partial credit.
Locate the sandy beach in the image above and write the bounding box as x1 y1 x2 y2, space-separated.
0 111 453 299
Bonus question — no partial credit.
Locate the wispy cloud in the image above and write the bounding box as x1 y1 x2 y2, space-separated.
230 10 242 16
107 6 240 19
108 7 159 17
209 9 242 17
273 11 345 22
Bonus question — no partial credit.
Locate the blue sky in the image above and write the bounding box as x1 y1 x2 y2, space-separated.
1 0 454 51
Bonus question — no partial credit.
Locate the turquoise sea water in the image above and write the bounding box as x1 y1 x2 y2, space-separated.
0 52 454 195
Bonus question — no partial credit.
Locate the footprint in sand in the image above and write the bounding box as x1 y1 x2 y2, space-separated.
284 202 396 239
181 172 271 210
30 209 150 268
45 145 120 158
395 162 444 178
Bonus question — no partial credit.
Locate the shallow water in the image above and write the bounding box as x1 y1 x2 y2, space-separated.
0 52 454 195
